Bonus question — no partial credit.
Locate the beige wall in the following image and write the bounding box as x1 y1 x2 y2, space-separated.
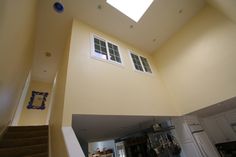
153 6 236 114
0 0 37 132
62 20 178 126
49 33 72 157
18 81 51 125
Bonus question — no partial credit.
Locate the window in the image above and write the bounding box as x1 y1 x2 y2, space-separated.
108 42 121 63
92 35 122 64
130 52 152 73
93 37 108 60
130 53 143 71
140 56 152 73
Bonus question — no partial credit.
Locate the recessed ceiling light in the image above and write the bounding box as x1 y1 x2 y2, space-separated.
45 52 52 57
106 0 154 22
97 4 102 10
53 2 64 13
178 9 183 14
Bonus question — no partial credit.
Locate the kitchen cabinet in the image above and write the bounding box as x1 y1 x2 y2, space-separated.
181 142 201 157
225 110 236 124
202 118 226 144
202 110 236 144
173 116 220 157
215 115 236 141
173 117 202 157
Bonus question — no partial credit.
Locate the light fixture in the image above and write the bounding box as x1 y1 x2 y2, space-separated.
45 52 52 57
106 0 154 22
53 1 64 13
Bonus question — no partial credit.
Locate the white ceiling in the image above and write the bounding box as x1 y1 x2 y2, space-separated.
31 0 206 83
31 0 236 83
190 96 236 117
72 97 236 143
29 0 236 145
207 0 236 22
72 115 171 142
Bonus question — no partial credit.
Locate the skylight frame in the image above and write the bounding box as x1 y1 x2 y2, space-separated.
106 0 154 22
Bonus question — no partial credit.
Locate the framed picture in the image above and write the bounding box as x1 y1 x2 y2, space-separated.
27 91 48 110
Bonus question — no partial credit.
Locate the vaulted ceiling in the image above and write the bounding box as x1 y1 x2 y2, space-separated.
31 0 236 83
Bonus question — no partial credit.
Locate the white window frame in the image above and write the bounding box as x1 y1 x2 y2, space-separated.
90 34 123 66
129 51 153 74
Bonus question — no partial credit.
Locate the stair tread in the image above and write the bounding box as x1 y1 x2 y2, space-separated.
3 130 48 139
7 126 48 132
24 152 48 157
0 143 48 150
0 126 49 157
0 144 48 157
0 136 48 148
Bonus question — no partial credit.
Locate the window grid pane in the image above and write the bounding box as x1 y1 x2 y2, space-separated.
131 53 143 71
140 56 152 73
108 42 121 63
94 37 108 59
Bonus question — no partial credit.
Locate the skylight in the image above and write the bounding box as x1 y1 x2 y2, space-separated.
106 0 154 22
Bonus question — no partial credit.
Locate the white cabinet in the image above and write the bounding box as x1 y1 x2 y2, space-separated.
215 115 236 141
184 116 200 125
182 142 201 157
173 117 202 157
202 111 236 144
202 118 226 144
225 110 236 124
173 116 220 157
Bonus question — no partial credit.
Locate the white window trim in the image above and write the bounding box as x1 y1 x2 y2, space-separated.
129 51 153 75
90 33 124 67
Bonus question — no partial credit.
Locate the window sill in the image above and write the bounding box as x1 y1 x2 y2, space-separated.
90 55 125 69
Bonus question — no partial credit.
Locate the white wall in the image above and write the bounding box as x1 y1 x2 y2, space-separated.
154 6 236 114
18 80 52 126
0 0 37 133
49 32 71 157
62 20 178 126
11 71 32 126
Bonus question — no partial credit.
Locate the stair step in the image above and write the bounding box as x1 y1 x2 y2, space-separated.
24 152 48 157
7 126 48 132
0 136 48 148
3 130 48 139
0 144 48 157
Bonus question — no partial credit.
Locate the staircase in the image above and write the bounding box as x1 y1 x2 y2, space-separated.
0 125 48 157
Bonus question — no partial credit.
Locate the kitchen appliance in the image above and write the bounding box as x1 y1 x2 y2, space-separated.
116 142 126 157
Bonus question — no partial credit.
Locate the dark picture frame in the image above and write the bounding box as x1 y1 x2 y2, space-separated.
27 91 48 110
